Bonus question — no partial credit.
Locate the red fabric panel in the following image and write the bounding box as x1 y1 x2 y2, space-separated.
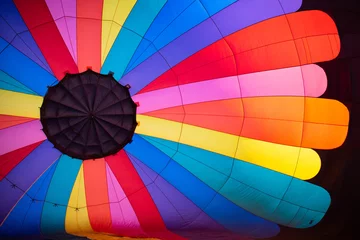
0 115 35 130
83 159 113 233
141 11 339 93
14 0 78 79
77 0 103 72
106 150 184 240
0 141 43 180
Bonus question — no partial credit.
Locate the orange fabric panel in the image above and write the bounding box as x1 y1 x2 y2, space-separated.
77 0 103 72
184 115 244 135
304 98 349 125
242 97 304 121
242 118 303 146
302 123 348 149
83 159 113 234
0 115 35 129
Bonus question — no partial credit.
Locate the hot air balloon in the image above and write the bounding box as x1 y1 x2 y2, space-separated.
0 0 350 240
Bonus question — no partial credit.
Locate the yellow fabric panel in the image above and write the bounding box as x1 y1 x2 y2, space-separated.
0 89 42 118
65 165 94 238
236 137 320 180
136 115 320 180
136 114 182 142
101 0 137 64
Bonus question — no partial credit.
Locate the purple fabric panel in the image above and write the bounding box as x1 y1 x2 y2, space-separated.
0 141 61 224
120 51 170 95
128 153 230 234
128 153 158 185
65 17 77 63
0 18 51 72
12 35 51 72
0 18 16 42
61 0 76 17
121 0 302 95
158 19 221 67
120 19 221 95
279 0 302 13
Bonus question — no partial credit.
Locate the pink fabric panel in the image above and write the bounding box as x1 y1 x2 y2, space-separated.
0 120 46 155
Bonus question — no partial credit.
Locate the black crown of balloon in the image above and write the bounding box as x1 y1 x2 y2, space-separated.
40 69 137 160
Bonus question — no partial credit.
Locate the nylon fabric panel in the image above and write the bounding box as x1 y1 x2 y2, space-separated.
0 115 36 130
140 136 330 228
105 150 184 240
138 96 348 149
124 0 196 74
40 155 82 236
0 90 43 118
65 165 95 238
83 159 113 234
77 0 103 72
0 140 61 225
135 115 321 180
0 0 52 73
13 0 78 79
0 70 38 95
0 120 46 156
0 38 57 96
123 0 302 95
134 64 327 114
134 10 338 94
101 0 167 80
101 0 137 64
128 152 248 240
124 135 280 238
105 164 144 237
0 162 57 238
0 141 43 180
127 0 301 83
45 0 78 63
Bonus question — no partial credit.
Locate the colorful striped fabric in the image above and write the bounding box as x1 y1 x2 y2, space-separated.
0 0 349 239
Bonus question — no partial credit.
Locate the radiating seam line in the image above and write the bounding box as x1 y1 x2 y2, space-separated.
130 31 337 96
117 1 170 79
130 157 187 224
124 0 197 72
111 152 150 238
0 15 53 74
0 119 38 131
166 33 337 79
139 113 348 127
138 133 326 212
0 79 38 95
101 0 121 64
124 9 326 86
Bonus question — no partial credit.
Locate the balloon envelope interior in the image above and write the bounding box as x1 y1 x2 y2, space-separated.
0 0 349 239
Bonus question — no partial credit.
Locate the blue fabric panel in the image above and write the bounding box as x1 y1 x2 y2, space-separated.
0 37 57 96
0 162 58 238
124 0 236 74
125 134 171 173
126 135 279 238
41 155 82 235
101 0 167 79
0 0 52 72
0 70 38 95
